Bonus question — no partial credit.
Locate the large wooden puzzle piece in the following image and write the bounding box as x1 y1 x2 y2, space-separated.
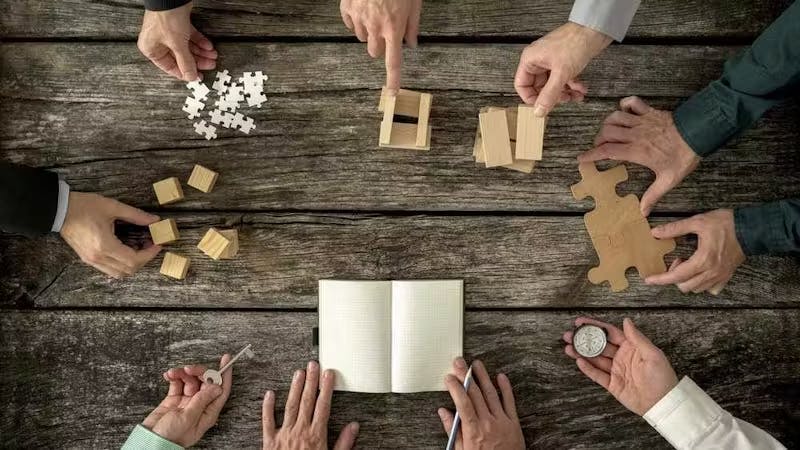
571 162 676 292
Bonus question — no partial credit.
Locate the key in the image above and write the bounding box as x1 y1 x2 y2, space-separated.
203 344 254 385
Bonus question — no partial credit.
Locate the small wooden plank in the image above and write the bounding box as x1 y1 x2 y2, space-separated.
379 93 396 146
415 93 432 148
379 88 422 118
1 309 798 449
3 213 799 309
380 123 431 151
478 109 513 167
516 105 545 160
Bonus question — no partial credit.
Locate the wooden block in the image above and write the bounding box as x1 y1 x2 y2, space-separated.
379 123 431 150
160 252 190 280
516 105 545 160
379 87 422 117
478 109 513 167
505 142 535 173
379 94 396 146
148 218 180 245
152 177 184 205
187 164 219 193
219 229 239 259
415 93 432 148
197 227 231 260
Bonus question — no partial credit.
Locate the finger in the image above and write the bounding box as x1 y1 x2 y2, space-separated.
574 317 626 346
177 368 202 396
679 271 714 294
576 358 611 389
107 241 162 274
194 56 217 71
171 43 199 82
112 200 159 226
603 110 642 128
513 55 544 104
332 422 360 450
668 258 684 271
497 373 518 420
593 125 634 147
465 370 490 419
622 318 657 350
200 353 233 430
472 360 503 416
367 32 385 58
90 259 126 279
445 374 478 427
312 369 335 429
283 369 305 428
709 281 727 296
341 12 355 31
577 143 631 163
566 79 588 95
184 382 224 424
640 176 675 217
565 345 613 372
167 374 185 397
404 0 422 48
183 364 208 379
451 357 468 382
148 51 183 80
645 253 704 285
297 361 320 424
438 407 455 435
98 253 134 278
189 27 214 51
384 36 403 91
620 96 653 116
353 20 368 42
651 217 699 240
262 390 276 442
533 70 570 116
692 276 720 294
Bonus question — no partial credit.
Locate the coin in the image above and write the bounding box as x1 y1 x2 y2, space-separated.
573 324 608 358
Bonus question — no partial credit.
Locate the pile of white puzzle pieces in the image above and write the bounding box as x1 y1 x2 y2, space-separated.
182 70 269 140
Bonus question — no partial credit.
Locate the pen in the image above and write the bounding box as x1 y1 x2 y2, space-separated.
445 364 474 450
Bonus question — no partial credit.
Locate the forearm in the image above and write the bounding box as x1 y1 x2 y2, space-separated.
673 1 800 156
645 377 786 450
568 0 640 42
0 162 69 236
734 199 800 255
144 0 191 11
122 424 184 450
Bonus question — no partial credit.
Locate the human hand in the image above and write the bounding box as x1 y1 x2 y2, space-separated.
645 209 745 295
59 192 162 278
515 22 612 116
138 1 218 81
578 96 701 216
564 317 678 416
142 354 233 447
438 358 525 450
262 361 359 450
340 0 422 92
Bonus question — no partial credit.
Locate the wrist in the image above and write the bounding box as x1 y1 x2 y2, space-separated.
565 21 612 57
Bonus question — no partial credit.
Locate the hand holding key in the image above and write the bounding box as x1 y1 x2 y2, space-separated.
203 344 254 385
141 353 234 447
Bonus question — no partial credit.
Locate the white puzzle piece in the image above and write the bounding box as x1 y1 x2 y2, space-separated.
231 113 256 134
182 97 205 119
211 70 232 94
186 80 210 101
193 120 218 140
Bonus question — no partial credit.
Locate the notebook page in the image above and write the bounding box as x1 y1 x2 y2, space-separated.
318 280 393 393
390 280 463 393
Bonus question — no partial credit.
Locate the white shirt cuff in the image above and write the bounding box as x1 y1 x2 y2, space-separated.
644 376 723 449
50 179 70 233
569 0 641 42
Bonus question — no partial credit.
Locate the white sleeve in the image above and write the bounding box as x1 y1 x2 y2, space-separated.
568 0 640 42
644 377 786 450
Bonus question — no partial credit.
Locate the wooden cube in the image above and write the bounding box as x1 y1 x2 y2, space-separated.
160 252 190 280
219 229 239 259
187 164 219 193
149 218 180 245
153 177 184 205
197 228 231 260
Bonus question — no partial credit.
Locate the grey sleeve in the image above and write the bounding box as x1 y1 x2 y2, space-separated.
569 0 641 42
50 179 70 233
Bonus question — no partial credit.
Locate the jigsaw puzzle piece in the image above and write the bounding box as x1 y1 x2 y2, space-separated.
193 120 217 140
212 70 232 93
186 80 210 101
182 97 205 119
571 162 628 205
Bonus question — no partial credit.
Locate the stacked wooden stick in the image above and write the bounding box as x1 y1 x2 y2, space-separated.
473 105 545 173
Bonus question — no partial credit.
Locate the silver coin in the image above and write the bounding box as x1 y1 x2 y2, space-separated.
573 324 607 358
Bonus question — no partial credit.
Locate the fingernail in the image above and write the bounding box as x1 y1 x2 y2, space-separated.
437 408 446 418
454 357 466 369
323 369 333 379
533 104 547 117
266 390 274 400
350 422 360 433
308 360 318 371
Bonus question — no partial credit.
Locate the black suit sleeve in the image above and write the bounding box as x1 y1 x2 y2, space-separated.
144 0 191 11
0 162 59 236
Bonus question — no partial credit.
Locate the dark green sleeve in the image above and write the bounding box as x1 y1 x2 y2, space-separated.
735 200 800 255
672 1 800 157
144 0 191 11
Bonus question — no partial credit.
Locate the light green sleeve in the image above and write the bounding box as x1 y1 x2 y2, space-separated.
121 424 184 450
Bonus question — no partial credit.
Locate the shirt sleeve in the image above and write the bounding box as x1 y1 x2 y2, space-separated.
0 162 61 236
672 1 800 157
568 0 641 42
121 424 184 450
734 199 800 255
644 377 787 450
143 0 191 11
50 179 71 233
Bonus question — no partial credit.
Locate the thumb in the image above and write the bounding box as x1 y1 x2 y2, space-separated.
333 422 359 450
622 318 655 349
171 43 199 81
533 70 568 117
112 200 160 226
640 176 673 217
651 217 697 240
185 383 223 423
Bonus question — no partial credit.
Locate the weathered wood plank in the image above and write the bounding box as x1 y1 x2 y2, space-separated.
1 309 798 449
2 43 799 213
0 0 792 39
2 213 798 309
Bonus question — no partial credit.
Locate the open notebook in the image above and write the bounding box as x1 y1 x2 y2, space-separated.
318 279 463 393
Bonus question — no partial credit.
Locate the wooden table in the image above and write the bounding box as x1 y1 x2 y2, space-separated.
2 1 799 448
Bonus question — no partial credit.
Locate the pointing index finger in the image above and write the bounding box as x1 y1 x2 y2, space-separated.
384 36 403 92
